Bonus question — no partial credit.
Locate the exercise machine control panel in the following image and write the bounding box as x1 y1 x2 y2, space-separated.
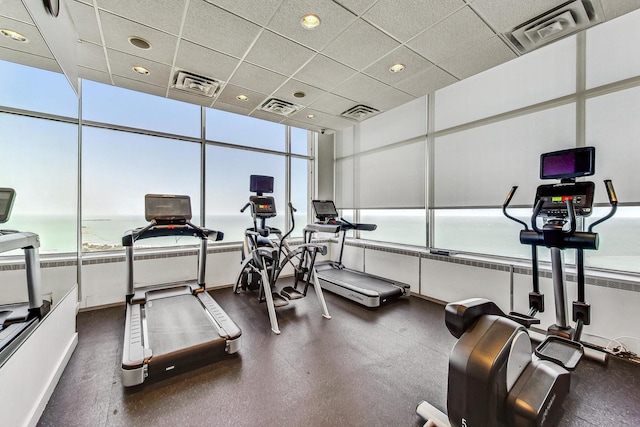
535 181 595 218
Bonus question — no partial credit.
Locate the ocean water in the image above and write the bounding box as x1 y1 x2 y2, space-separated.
2 213 639 273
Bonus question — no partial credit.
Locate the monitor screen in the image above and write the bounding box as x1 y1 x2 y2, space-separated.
250 175 274 194
312 200 338 220
145 194 192 222
0 188 15 224
540 147 595 180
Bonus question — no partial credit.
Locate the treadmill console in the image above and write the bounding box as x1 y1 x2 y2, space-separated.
312 200 339 222
145 194 192 224
0 188 15 224
535 182 595 218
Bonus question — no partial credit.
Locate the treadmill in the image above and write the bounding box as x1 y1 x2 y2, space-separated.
0 188 51 366
311 200 410 308
121 194 241 387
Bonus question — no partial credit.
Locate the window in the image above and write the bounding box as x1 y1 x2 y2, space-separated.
290 157 309 237
290 126 309 156
82 127 200 251
82 80 200 137
360 209 426 247
205 145 286 243
206 108 286 152
0 60 78 118
584 207 640 273
0 113 78 255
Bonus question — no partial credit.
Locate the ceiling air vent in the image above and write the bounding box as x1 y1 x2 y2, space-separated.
260 98 302 116
507 0 603 53
341 104 380 121
173 71 221 97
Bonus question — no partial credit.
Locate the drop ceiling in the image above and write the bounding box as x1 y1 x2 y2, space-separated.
0 0 638 134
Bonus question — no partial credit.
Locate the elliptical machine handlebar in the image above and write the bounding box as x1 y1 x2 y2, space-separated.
502 186 530 231
588 179 618 233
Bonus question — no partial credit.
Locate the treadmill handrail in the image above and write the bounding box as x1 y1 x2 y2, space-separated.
122 221 223 246
0 231 40 253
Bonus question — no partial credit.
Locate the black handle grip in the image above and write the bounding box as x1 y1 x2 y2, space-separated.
240 202 251 213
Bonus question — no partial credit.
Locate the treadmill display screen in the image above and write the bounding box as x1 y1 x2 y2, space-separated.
312 200 338 221
250 175 274 194
0 188 15 224
540 147 595 180
145 194 192 222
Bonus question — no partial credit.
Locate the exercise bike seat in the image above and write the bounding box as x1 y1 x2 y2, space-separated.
445 298 507 339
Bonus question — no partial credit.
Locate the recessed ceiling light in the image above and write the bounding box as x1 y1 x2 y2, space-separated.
236 94 249 101
389 63 406 73
132 65 150 75
301 14 321 30
306 114 315 119
1 29 28 42
128 36 151 50
293 91 306 98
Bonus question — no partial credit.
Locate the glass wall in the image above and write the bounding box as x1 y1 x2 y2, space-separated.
82 128 201 250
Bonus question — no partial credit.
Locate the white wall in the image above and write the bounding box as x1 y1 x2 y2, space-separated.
0 286 78 427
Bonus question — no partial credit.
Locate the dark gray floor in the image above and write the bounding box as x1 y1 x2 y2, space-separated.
38 280 640 426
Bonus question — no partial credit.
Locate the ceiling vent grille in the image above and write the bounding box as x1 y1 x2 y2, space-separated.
341 104 380 121
507 0 603 53
260 98 302 116
173 71 221 97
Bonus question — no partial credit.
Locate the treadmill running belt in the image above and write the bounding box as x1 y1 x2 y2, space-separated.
145 294 217 357
319 268 401 299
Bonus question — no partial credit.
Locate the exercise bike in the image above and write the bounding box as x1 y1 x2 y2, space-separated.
416 147 618 427
233 175 336 334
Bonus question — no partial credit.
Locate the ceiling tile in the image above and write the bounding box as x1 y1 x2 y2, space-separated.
167 87 216 107
96 0 186 35
0 0 33 23
78 66 111 84
99 11 178 65
249 109 287 123
282 117 327 133
307 92 358 115
332 0 378 16
112 75 168 97
213 101 255 117
407 6 496 64
228 62 287 95
364 85 415 111
182 1 261 58
363 0 464 42
363 46 433 85
0 46 60 72
471 0 562 32
439 35 516 79
291 108 354 130
204 0 284 26
107 48 172 87
244 30 316 75
0 17 53 58
393 65 458 97
67 1 102 44
266 0 357 51
78 41 107 71
601 0 640 20
174 40 239 83
272 80 324 106
321 19 400 70
331 72 389 104
215 84 268 110
293 54 357 91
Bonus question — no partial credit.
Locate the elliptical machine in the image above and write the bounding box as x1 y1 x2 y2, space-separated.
416 147 618 427
233 175 335 334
